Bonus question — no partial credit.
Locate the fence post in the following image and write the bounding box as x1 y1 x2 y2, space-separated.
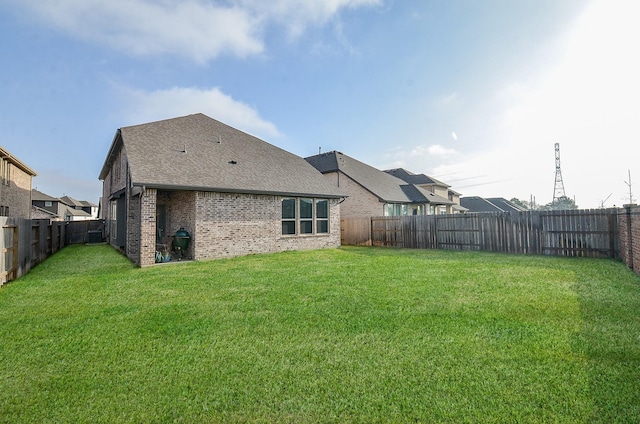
623 205 634 270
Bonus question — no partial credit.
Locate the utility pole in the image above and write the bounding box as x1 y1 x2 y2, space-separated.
624 169 635 205
552 143 566 203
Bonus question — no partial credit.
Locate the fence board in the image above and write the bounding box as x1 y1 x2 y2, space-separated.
0 218 101 286
341 209 620 259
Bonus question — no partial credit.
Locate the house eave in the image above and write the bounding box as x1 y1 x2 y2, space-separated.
0 146 37 176
131 182 344 199
98 130 122 181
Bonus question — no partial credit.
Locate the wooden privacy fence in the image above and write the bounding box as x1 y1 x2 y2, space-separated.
0 218 104 286
342 209 620 258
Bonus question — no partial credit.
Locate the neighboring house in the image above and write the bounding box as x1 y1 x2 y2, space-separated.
0 145 37 218
460 196 527 213
60 196 98 219
99 113 343 267
32 189 94 221
384 168 467 214
305 151 454 217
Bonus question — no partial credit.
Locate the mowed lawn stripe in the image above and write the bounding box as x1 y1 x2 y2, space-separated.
1 245 639 422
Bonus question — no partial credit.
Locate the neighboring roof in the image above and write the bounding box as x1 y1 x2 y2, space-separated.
460 196 526 213
80 200 98 208
60 195 96 208
399 184 454 205
306 151 408 202
452 204 469 212
32 189 59 202
64 206 91 218
99 114 343 198
305 151 453 205
31 205 59 218
384 168 450 188
486 197 527 212
0 145 37 176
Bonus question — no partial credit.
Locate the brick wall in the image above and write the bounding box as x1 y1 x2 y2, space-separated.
322 171 384 217
193 191 340 261
163 191 196 260
126 192 140 264
0 163 33 219
138 189 157 267
619 205 640 275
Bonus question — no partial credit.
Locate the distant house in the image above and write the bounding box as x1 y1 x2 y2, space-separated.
31 189 95 221
99 113 343 267
460 196 527 213
60 196 98 219
305 151 454 217
384 168 467 214
0 146 37 219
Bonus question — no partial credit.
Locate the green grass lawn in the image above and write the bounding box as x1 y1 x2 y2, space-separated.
1 245 639 423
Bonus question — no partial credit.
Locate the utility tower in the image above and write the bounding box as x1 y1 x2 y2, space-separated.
552 142 566 202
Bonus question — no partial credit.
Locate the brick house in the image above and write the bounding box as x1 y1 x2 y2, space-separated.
384 168 466 214
99 114 344 267
0 146 37 218
31 189 95 221
305 151 454 217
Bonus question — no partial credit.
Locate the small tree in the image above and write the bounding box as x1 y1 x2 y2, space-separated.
544 196 578 210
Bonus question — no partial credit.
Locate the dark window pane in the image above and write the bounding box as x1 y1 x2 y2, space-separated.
282 221 296 235
282 198 296 219
317 220 328 233
300 198 313 219
316 200 328 218
300 220 313 234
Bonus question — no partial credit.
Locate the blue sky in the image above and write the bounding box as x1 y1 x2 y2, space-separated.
1 0 638 209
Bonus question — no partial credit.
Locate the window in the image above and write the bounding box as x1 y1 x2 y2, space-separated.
45 201 52 207
386 204 408 216
282 198 296 235
300 198 313 234
282 198 330 236
316 199 329 233
0 159 9 185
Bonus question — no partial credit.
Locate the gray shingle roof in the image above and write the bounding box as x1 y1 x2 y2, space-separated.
32 189 59 202
400 185 454 205
100 114 343 198
305 151 453 205
384 168 450 188
460 196 526 213
306 151 410 202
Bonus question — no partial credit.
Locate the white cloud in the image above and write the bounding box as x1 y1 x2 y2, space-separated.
121 86 282 139
12 0 381 62
241 0 382 38
411 144 457 157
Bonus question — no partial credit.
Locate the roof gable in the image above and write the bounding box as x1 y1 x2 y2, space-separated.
101 114 342 198
306 151 409 202
306 151 454 205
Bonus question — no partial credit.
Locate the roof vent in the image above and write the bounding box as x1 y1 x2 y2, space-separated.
228 160 237 165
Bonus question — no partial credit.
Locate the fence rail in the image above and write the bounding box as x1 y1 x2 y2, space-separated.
0 218 104 286
342 209 620 259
